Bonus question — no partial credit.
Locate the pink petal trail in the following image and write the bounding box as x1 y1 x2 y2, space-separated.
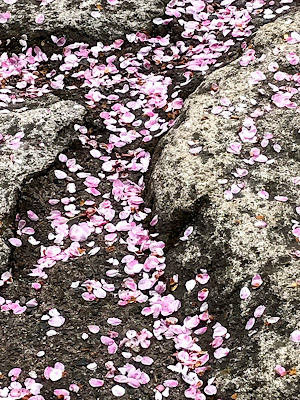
0 1 299 399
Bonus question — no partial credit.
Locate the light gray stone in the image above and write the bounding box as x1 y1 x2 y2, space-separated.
150 11 300 400
0 95 86 270
0 0 168 43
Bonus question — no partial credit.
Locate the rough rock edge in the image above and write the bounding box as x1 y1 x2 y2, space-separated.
0 95 86 273
0 0 169 43
150 11 300 400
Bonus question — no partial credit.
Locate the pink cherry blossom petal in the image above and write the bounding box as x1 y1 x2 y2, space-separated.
88 325 100 334
214 347 230 359
49 368 63 382
204 385 217 395
275 365 287 377
258 190 269 199
251 274 263 288
112 385 125 397
240 287 250 300
54 170 67 179
27 210 39 221
107 317 122 326
89 378 104 387
164 380 178 388
8 238 22 247
245 317 255 330
254 305 266 318
290 330 300 343
48 315 65 327
35 14 44 24
267 317 280 324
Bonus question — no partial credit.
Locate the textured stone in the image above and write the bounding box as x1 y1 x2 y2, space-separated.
150 11 300 400
0 95 85 270
0 0 168 43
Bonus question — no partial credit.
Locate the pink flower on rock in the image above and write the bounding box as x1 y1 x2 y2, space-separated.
3 0 299 397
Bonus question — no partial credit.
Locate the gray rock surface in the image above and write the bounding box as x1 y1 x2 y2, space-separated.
0 0 168 43
150 11 300 400
0 95 85 271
